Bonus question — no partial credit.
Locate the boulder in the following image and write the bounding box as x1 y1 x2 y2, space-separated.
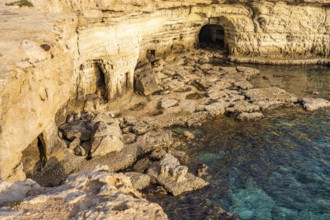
205 101 230 116
147 154 208 196
301 98 330 111
135 68 159 96
125 172 151 191
90 121 124 157
237 112 264 120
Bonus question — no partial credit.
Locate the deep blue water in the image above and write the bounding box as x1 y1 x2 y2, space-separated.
149 66 330 220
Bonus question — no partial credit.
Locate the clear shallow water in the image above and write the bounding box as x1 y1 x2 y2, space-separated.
149 66 330 220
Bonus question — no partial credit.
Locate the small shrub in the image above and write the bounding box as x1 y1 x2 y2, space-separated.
6 0 33 7
9 200 22 209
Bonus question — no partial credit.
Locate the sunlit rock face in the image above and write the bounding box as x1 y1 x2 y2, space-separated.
0 0 329 181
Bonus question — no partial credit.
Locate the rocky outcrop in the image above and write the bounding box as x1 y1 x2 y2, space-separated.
0 166 168 220
0 0 329 181
300 97 330 111
148 153 208 196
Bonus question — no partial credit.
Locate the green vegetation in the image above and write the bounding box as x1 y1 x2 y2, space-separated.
6 0 33 7
9 200 22 209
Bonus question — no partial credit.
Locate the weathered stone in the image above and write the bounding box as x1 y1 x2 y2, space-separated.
183 131 195 140
122 133 136 144
147 154 208 196
196 163 208 177
226 100 260 114
234 80 254 90
0 179 41 206
244 87 298 104
133 157 152 174
1 0 330 182
237 112 264 121
150 149 167 161
125 172 151 191
160 98 179 109
0 168 168 220
301 98 330 111
205 101 230 116
168 149 189 165
90 121 123 157
135 70 159 96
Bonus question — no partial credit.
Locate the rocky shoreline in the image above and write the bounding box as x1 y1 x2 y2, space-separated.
1 48 329 219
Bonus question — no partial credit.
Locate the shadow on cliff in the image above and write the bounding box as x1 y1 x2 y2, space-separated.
27 156 66 187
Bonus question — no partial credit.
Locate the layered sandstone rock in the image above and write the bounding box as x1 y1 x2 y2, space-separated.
0 0 329 181
0 166 168 220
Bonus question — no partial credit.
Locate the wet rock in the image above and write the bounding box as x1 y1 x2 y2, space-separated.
196 163 209 177
90 121 123 157
0 167 168 220
244 87 298 109
183 131 195 140
226 100 260 114
301 98 330 111
237 112 264 120
147 154 208 196
205 101 230 116
125 172 151 191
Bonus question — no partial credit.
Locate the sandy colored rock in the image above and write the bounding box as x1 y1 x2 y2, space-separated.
301 98 330 111
0 167 168 220
148 153 208 196
125 172 151 191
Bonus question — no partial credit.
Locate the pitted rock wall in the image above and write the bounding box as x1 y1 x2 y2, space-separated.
0 0 329 181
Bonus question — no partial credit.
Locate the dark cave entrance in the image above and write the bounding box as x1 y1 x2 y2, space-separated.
199 24 227 52
95 63 108 102
22 133 48 175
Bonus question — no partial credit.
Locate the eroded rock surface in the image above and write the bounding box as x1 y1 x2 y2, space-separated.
1 0 329 181
301 98 330 111
0 166 168 220
148 154 208 196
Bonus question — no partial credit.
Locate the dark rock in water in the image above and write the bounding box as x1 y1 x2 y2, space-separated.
196 163 208 177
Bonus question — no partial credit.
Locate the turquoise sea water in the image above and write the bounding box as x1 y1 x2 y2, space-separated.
150 66 330 220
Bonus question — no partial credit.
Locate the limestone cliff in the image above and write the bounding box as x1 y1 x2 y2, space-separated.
0 0 329 181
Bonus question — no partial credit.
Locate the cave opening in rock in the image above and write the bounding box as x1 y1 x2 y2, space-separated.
199 24 226 51
95 63 108 101
22 133 47 176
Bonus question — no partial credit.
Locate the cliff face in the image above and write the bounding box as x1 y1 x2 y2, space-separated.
0 0 329 181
